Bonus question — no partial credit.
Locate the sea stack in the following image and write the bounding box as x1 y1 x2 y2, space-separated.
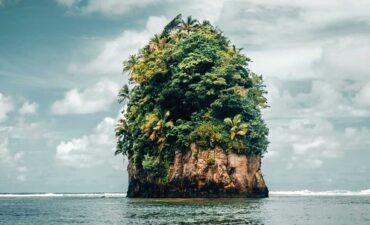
115 14 269 198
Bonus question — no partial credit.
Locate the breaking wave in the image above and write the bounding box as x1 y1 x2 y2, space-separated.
0 193 127 198
270 189 370 196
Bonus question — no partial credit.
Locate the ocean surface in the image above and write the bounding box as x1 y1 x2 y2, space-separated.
1 191 370 225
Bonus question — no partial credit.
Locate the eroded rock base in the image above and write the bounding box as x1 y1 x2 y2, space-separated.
127 144 268 198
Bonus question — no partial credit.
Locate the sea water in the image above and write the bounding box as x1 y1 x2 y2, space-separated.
0 191 370 225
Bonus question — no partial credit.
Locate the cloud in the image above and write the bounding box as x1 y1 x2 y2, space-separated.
0 109 46 182
0 141 23 165
258 39 370 119
175 0 224 23
216 1 370 121
267 118 343 169
344 126 370 147
56 0 157 15
15 166 30 183
0 96 48 184
1 93 40 121
56 117 121 169
0 93 14 123
68 16 168 77
315 38 370 81
51 80 119 115
0 135 27 183
0 133 24 167
56 0 224 22
354 83 370 108
80 0 156 15
266 116 370 170
249 47 322 80
16 174 26 182
19 101 38 115
263 78 370 119
55 0 80 8
0 92 45 183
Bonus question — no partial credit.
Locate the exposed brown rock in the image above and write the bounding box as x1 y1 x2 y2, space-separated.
127 143 268 198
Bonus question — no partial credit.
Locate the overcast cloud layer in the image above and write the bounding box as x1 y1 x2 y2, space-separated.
0 0 369 192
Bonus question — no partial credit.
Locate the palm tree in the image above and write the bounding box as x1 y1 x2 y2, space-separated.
118 84 130 104
224 114 248 153
169 30 188 43
161 14 182 38
123 54 139 75
181 16 199 34
149 34 167 52
149 111 173 150
250 73 268 109
114 118 129 155
231 45 243 55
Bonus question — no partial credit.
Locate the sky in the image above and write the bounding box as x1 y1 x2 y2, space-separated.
0 0 370 193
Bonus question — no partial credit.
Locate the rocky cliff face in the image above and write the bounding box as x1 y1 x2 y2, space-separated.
127 144 268 198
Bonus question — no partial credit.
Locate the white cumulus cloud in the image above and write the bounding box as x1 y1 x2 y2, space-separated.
56 0 156 15
0 134 24 167
56 117 121 169
56 0 224 22
68 16 168 76
266 117 370 169
354 83 370 108
51 80 119 115
19 101 38 115
0 93 14 123
55 0 80 8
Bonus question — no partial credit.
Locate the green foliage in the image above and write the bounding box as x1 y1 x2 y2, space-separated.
224 114 249 152
115 14 269 181
118 84 130 104
207 158 216 167
190 122 223 150
142 154 160 175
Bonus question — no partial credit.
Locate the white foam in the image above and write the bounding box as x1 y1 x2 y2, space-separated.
270 189 370 196
0 193 127 198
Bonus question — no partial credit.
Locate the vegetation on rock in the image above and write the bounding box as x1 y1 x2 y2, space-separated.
115 14 269 182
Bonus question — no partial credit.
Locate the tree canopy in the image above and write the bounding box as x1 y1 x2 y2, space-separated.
115 14 269 181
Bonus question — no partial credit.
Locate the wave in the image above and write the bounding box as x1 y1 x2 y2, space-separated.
270 189 370 196
2 190 370 198
0 193 127 198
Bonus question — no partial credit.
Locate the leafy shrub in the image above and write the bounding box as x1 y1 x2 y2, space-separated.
142 154 160 175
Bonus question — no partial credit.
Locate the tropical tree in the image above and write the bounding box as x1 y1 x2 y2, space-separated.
181 16 199 34
123 54 139 75
118 84 130 104
160 14 182 38
249 73 268 109
149 111 174 150
149 34 168 52
224 114 249 153
230 45 243 56
114 118 129 156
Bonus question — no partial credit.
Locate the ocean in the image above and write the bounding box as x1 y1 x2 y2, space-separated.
1 191 370 225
